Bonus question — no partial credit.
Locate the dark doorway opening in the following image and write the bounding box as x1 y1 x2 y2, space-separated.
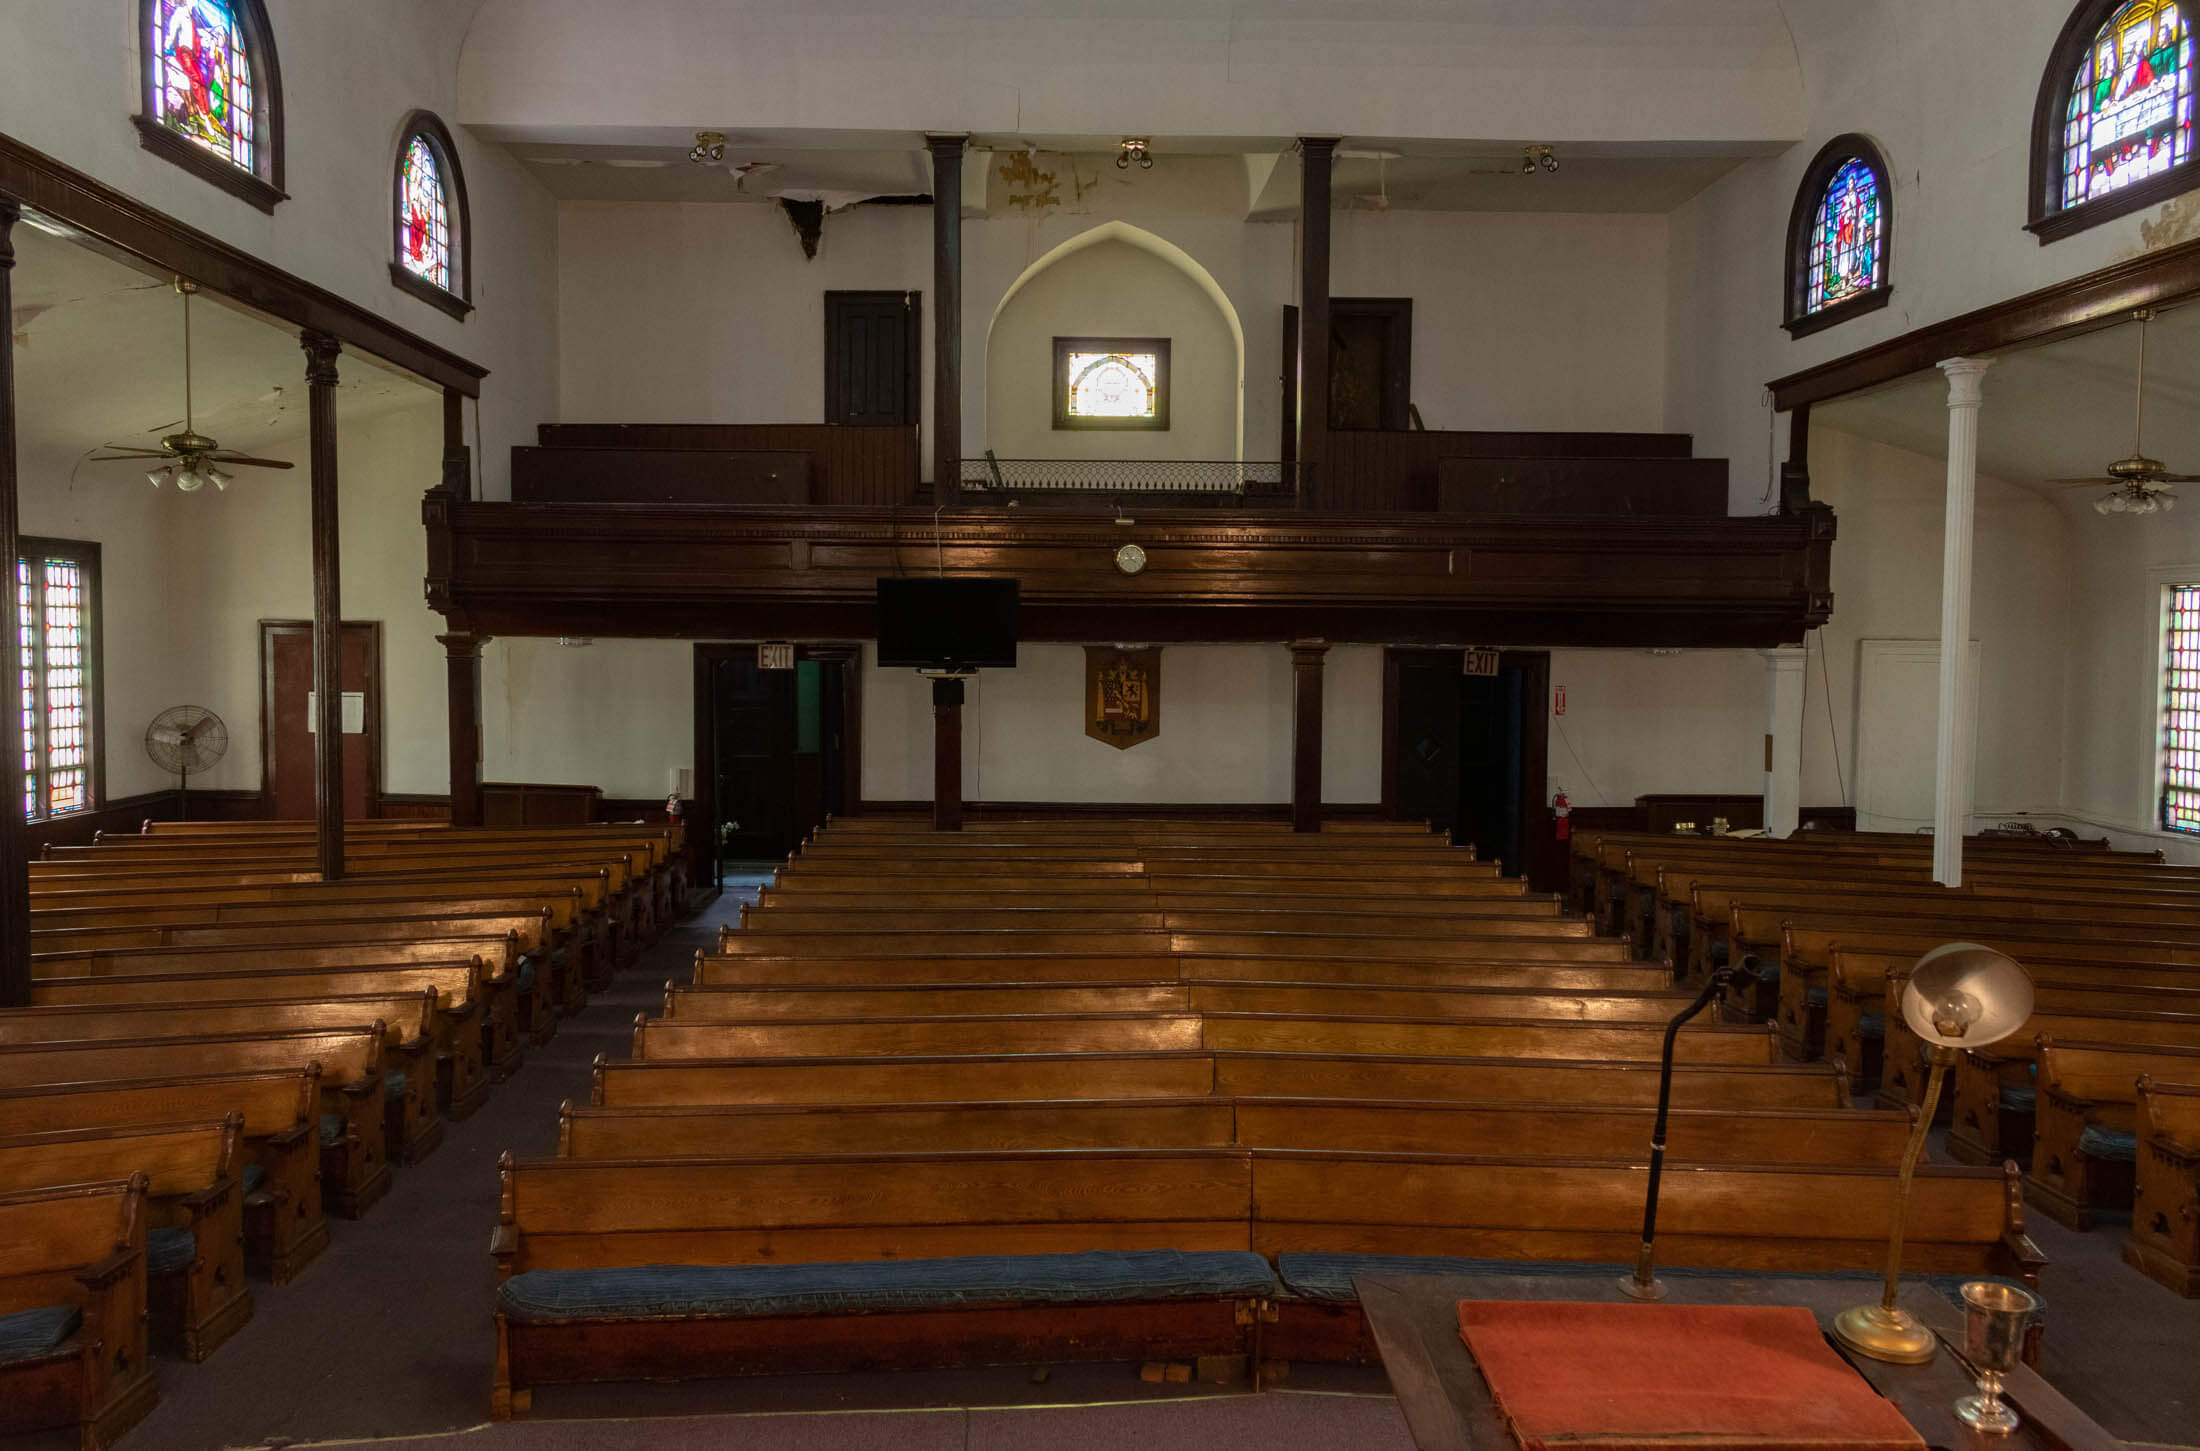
824 291 921 426
1328 297 1413 431
1383 648 1550 882
692 644 861 878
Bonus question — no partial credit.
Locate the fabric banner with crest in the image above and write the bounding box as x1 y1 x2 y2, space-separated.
1085 646 1161 750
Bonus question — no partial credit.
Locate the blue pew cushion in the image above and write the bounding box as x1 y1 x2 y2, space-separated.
1856 1011 1885 1039
0 1304 80 1365
516 960 537 994
2000 1086 2037 1113
241 1162 268 1198
2078 1125 2139 1163
319 1112 346 1147
146 1226 196 1275
384 1070 411 1103
1805 985 1828 1007
498 1249 1278 1325
1273 1253 2037 1321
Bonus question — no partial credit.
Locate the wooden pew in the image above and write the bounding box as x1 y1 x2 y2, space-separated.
696 953 1671 992
629 1014 1772 1065
2026 1038 2200 1229
0 1069 325 1282
2126 1076 2200 1296
489 1149 1267 1414
557 1096 1908 1165
1935 1009 2200 1161
30 961 489 1121
0 991 444 1166
0 1027 391 1219
744 894 1568 921
590 1050 1846 1111
728 909 1590 940
0 1117 247 1361
0 1176 156 1450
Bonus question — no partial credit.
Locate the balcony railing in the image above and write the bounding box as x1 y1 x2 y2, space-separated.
960 456 1298 504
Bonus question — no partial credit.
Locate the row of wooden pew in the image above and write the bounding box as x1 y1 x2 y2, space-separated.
1572 826 2200 1295
487 817 2045 1415
1 819 685 1451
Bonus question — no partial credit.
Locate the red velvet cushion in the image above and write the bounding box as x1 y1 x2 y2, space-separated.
1457 1300 1925 1450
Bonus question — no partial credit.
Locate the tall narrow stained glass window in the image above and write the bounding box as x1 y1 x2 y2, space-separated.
16 544 98 822
148 0 255 173
1052 337 1171 430
1806 160 1884 315
398 136 452 291
2063 0 2195 209
2164 584 2200 833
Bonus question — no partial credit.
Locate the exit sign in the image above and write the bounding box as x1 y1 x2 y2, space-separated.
1463 648 1500 677
758 642 795 670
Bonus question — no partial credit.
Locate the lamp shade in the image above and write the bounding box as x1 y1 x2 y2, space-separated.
1899 943 2034 1049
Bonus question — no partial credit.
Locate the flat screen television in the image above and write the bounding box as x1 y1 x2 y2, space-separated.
874 577 1020 670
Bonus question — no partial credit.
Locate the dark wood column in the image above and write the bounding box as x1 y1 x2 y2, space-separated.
1291 639 1328 834
303 331 346 878
440 632 486 827
926 135 966 504
0 200 26 1007
1295 137 1338 511
441 385 470 498
931 675 964 832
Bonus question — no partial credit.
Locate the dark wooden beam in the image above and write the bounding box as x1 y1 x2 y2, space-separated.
1779 402 1812 513
1767 230 2200 411
1296 138 1338 509
303 332 345 878
0 132 485 397
931 675 964 832
1291 640 1328 833
926 135 966 502
0 200 25 1007
441 386 470 498
440 632 486 828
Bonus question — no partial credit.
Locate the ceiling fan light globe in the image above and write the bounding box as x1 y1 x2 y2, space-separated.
174 466 206 493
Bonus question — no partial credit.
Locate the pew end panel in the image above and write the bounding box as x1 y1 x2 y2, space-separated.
0 1176 158 1451
2126 1076 2200 1296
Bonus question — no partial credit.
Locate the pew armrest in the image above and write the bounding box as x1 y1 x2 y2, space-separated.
76 1249 140 1293
177 1175 239 1213
1999 1231 2048 1288
490 1223 518 1277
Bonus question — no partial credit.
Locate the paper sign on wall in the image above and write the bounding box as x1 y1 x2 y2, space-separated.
304 691 367 734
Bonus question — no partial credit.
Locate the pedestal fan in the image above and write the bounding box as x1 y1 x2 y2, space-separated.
146 706 229 821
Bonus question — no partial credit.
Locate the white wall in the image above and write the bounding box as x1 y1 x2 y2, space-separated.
1542 650 1767 809
861 643 1382 805
484 638 694 799
985 240 1236 460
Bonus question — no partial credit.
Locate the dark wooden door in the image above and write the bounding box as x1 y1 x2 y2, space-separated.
1389 652 1464 834
261 621 381 822
711 655 797 859
825 291 920 426
1456 669 1526 876
1330 297 1413 431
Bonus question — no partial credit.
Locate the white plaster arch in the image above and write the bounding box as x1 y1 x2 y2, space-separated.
983 221 1247 461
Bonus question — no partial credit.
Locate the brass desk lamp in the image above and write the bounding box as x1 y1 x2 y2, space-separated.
1832 943 2035 1364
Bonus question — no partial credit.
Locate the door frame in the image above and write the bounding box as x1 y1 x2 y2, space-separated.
1380 647 1550 879
258 619 384 819
823 290 922 426
691 642 865 876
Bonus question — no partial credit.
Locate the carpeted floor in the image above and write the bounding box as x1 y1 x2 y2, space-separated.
30 871 2199 1449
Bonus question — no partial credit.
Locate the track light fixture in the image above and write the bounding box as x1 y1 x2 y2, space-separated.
689 131 727 165
1521 144 1559 175
1116 137 1153 170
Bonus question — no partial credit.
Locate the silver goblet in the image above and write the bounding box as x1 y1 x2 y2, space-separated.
1955 1280 2040 1435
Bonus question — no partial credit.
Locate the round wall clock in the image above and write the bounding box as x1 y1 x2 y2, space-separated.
1114 543 1148 575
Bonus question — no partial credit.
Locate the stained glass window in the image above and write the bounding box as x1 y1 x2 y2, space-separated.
148 0 255 174
2063 0 2195 210
2165 584 2200 833
16 544 97 822
398 136 453 291
1054 338 1170 429
1806 159 1884 314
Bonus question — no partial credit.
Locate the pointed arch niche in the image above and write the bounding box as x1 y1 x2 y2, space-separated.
984 223 1245 461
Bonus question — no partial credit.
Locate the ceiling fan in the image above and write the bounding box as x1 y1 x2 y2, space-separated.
2044 307 2193 515
86 278 295 493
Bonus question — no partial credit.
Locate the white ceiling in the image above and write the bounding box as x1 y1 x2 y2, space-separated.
1815 302 2200 495
8 220 432 469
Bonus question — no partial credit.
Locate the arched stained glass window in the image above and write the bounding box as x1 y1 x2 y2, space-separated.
2062 1 2193 208
1782 137 1894 338
2033 1 2200 240
389 114 473 320
1053 337 1171 430
399 138 452 290
135 0 284 211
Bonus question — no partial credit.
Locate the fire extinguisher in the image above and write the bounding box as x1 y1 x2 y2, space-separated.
1552 789 1571 841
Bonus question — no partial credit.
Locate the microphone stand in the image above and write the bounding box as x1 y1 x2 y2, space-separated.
1621 959 1741 1301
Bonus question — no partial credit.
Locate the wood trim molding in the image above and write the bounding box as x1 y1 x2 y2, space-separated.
1767 231 2200 411
1781 134 1895 338
132 119 286 214
2025 0 2200 244
0 131 486 395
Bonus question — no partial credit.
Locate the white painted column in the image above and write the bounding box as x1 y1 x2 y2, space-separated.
1934 358 1991 885
1761 645 1806 839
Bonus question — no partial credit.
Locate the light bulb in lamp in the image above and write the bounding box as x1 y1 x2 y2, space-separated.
173 465 208 493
